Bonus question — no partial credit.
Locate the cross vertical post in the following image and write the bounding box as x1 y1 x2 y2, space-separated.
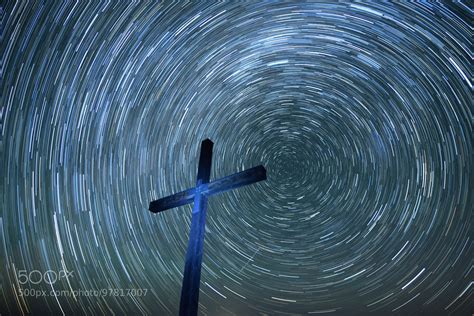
179 139 213 315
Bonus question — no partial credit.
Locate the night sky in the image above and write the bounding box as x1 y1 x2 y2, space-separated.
1 2 472 315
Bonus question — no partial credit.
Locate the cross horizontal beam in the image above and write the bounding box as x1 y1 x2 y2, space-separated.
149 165 266 213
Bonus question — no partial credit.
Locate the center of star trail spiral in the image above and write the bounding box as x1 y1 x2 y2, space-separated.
1 2 472 315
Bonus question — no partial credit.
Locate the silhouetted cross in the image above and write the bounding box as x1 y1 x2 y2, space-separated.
149 139 266 316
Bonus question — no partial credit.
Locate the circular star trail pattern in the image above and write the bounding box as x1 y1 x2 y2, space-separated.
1 2 472 315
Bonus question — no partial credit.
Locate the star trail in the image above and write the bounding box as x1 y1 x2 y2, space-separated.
1 2 472 315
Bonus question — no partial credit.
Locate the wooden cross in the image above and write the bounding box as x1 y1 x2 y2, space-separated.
149 139 266 315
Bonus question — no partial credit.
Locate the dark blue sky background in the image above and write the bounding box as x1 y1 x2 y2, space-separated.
1 2 472 315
